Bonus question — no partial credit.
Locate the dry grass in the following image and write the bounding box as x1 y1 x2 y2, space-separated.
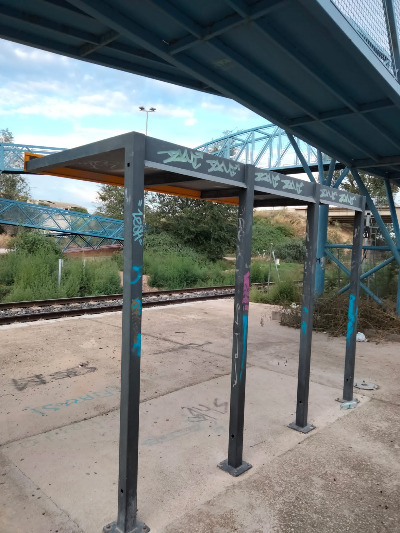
254 208 353 243
254 208 306 237
0 233 12 248
281 295 400 340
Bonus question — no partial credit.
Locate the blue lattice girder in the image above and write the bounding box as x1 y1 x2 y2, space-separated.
0 197 124 241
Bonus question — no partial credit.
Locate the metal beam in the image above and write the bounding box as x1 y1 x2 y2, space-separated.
338 256 395 294
219 164 255 477
103 134 149 533
168 0 288 55
352 154 400 168
289 189 319 433
201 187 241 199
289 99 394 127
325 249 382 305
384 179 400 315
352 170 400 267
286 133 315 182
342 202 365 402
384 0 400 81
333 167 350 189
79 30 119 57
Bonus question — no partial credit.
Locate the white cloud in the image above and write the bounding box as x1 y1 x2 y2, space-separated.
13 45 62 64
0 89 132 119
200 101 225 111
18 126 131 149
184 117 197 126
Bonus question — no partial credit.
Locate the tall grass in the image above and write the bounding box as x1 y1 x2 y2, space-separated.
144 251 235 289
0 232 122 303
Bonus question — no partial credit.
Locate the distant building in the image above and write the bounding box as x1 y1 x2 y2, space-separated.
29 199 88 212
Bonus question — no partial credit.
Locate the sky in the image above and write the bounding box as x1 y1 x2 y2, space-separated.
0 38 265 212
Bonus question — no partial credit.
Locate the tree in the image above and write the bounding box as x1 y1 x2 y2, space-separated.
95 184 124 219
206 129 238 158
340 170 398 206
69 206 89 214
146 194 237 261
0 128 31 201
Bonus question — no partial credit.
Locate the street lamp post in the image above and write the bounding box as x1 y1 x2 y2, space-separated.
139 106 156 135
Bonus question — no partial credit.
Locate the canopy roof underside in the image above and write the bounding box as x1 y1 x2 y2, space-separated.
2 0 400 184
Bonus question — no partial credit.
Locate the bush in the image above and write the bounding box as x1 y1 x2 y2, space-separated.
4 250 63 301
274 238 305 263
249 280 300 305
250 261 269 283
143 251 235 289
9 230 62 257
61 258 121 296
251 217 294 255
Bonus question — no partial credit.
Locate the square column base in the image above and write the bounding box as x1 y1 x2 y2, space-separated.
288 421 316 434
103 521 150 533
218 459 252 477
335 397 359 404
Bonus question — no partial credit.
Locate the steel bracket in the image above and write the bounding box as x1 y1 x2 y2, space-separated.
218 459 252 477
335 397 360 404
288 422 315 434
103 521 150 533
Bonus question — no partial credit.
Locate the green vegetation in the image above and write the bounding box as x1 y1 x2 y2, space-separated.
251 216 294 255
145 195 237 261
0 232 121 302
250 280 301 305
0 128 31 202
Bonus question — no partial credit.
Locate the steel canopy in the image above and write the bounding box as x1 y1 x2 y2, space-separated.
2 0 400 182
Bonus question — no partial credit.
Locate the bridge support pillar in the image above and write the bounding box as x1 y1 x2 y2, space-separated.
219 164 255 477
289 190 319 433
342 201 365 402
103 135 149 533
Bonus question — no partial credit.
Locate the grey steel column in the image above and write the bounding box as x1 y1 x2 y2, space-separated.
289 188 319 433
342 198 366 402
218 164 255 477
104 134 149 533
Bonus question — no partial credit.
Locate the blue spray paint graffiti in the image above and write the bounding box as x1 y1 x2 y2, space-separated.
132 199 144 244
131 298 142 316
131 265 142 285
301 306 308 334
346 293 356 340
23 386 121 416
239 315 248 382
132 333 141 357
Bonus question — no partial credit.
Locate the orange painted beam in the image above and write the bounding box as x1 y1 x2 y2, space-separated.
24 152 239 205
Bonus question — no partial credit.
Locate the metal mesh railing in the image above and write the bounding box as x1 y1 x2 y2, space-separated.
331 0 395 75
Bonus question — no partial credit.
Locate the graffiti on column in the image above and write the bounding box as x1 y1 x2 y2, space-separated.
131 265 142 285
132 199 144 244
239 315 248 382
242 271 250 311
132 333 141 357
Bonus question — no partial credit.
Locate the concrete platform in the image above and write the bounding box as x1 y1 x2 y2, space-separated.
0 300 399 532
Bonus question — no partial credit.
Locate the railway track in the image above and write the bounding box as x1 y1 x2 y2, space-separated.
0 285 247 325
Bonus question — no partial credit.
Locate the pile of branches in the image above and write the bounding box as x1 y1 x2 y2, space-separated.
280 295 400 339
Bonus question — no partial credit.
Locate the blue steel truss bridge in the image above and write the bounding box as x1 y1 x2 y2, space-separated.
0 197 124 251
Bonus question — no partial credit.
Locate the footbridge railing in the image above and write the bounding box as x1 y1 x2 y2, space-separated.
0 198 124 249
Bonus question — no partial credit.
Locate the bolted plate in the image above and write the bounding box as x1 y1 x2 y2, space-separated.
354 380 378 390
103 521 150 533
